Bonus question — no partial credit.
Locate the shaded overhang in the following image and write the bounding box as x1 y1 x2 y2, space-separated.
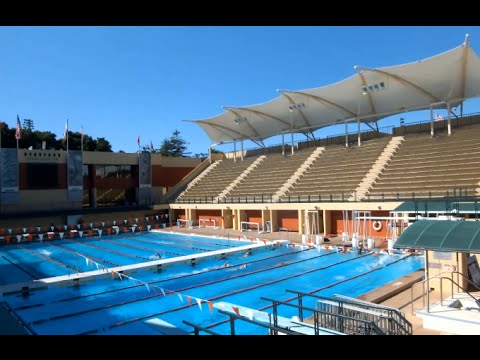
391 201 480 215
189 37 480 145
395 220 480 253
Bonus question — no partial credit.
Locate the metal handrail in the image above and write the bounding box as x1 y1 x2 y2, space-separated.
216 309 304 335
411 271 480 313
331 293 412 335
182 320 220 335
260 295 387 335
439 276 480 308
287 290 411 335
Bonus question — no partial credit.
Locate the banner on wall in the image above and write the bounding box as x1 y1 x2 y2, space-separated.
139 152 151 189
67 151 83 191
0 148 19 192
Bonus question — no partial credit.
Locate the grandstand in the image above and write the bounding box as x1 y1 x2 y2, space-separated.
170 36 480 240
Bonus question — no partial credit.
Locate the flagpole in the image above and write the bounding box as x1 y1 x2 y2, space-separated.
66 118 69 153
80 125 84 153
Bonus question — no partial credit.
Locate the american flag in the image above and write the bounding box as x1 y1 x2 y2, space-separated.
15 115 21 140
137 135 140 146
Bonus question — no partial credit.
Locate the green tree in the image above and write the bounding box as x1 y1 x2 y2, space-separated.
0 120 111 152
158 130 189 157
94 137 112 152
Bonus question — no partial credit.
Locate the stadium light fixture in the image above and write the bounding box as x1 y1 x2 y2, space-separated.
288 103 306 111
362 81 386 95
234 117 248 125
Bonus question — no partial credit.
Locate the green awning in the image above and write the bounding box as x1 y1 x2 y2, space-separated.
391 201 480 214
395 220 480 253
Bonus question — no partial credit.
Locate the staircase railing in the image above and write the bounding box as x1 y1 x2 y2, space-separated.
411 271 480 313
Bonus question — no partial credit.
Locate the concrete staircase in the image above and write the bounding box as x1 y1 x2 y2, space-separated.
272 147 324 202
349 136 404 201
214 156 266 203
416 293 480 334
176 160 222 200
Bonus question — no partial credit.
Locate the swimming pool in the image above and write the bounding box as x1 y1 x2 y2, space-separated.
0 231 247 285
0 232 423 335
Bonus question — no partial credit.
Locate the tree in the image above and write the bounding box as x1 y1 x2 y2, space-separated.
158 130 189 157
194 148 223 158
94 137 112 152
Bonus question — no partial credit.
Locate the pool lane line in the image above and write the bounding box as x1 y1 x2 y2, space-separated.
140 232 239 248
75 253 370 334
14 244 77 272
202 254 414 332
1 301 37 335
26 248 333 326
45 242 118 268
0 255 39 280
100 238 185 257
11 247 311 311
60 238 152 261
123 235 218 253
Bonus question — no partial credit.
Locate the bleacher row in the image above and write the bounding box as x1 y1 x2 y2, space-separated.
177 122 480 202
0 215 171 245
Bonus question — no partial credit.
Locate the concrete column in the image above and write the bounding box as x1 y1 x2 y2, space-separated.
262 208 271 232
298 209 305 235
271 210 278 232
222 208 233 229
323 209 331 235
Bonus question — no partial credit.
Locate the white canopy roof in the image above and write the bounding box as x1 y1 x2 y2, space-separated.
189 37 480 145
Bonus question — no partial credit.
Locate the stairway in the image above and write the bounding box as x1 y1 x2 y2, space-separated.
214 156 266 203
350 136 404 201
416 293 480 334
176 160 222 200
272 147 324 202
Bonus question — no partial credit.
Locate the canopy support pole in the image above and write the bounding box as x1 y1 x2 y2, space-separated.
430 105 434 137
281 133 285 156
208 144 212 164
426 250 430 312
357 118 361 147
233 140 237 163
447 102 452 136
345 120 349 148
240 140 244 161
290 109 295 155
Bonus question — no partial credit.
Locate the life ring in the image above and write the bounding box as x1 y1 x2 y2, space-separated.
372 221 382 231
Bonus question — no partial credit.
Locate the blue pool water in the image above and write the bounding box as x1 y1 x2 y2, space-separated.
0 232 424 335
0 232 246 285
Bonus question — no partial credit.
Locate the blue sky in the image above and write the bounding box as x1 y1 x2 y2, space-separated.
0 26 479 155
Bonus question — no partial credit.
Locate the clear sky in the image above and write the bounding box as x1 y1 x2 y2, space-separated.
1 26 479 155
